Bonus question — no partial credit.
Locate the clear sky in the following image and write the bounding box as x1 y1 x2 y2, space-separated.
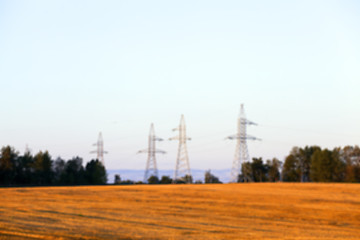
0 0 359 171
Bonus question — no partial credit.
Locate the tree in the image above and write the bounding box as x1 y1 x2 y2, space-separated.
14 150 34 185
238 162 252 182
147 175 159 184
174 175 193 184
33 151 53 185
114 174 121 184
281 146 321 182
266 158 281 182
204 170 222 183
85 159 107 185
63 157 85 185
160 175 172 184
340 145 360 182
298 146 321 182
120 179 134 185
251 158 267 182
282 154 300 182
0 146 18 185
310 149 345 182
53 157 66 185
183 174 193 183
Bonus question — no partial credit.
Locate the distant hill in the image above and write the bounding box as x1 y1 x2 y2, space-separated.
107 169 231 183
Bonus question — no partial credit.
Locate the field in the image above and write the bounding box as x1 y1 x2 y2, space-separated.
0 183 359 240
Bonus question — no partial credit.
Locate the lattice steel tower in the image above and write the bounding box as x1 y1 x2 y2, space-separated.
138 123 165 183
227 104 260 182
90 132 108 166
170 115 192 183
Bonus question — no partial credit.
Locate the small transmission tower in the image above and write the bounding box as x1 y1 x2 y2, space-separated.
138 123 166 183
90 132 108 166
226 104 260 182
170 115 192 183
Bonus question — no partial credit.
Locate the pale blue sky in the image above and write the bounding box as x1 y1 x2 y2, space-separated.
0 0 359 170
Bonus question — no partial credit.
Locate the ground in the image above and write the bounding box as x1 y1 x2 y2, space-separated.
0 183 359 239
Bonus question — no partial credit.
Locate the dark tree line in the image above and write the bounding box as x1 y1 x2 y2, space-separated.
2 144 359 186
113 175 194 185
281 145 360 183
115 144 360 184
237 145 360 183
238 158 281 182
0 146 107 186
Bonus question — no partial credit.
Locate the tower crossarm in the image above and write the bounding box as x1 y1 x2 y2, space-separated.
138 149 166 154
90 150 108 153
155 149 166 154
153 136 163 141
226 134 260 141
137 149 149 154
245 119 258 125
244 135 261 141
169 136 191 141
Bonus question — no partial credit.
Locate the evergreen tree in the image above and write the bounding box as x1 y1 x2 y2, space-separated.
0 146 18 185
147 175 159 184
204 170 222 183
267 158 281 182
238 162 252 182
282 154 300 182
160 175 172 184
33 151 53 185
85 159 107 185
310 149 345 182
251 158 267 182
114 174 121 184
14 150 34 185
64 157 85 185
53 157 66 185
299 146 321 182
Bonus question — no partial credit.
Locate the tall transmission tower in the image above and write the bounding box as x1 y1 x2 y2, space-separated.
138 123 166 183
226 104 260 183
90 132 108 166
170 115 192 183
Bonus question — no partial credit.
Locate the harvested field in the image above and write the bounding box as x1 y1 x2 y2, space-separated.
0 183 359 239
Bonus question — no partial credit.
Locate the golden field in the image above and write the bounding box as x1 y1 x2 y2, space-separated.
0 183 359 239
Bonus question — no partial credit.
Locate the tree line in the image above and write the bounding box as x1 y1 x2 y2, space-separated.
0 146 107 186
125 145 360 184
281 145 360 182
114 171 222 185
1 144 359 186
237 145 360 183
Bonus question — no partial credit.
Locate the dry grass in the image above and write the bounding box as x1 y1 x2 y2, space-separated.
0 183 359 239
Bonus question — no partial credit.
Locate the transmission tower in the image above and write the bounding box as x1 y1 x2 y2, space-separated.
226 104 260 183
170 115 192 183
138 123 166 183
90 132 108 166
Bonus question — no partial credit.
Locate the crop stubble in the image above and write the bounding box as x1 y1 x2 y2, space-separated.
0 183 359 239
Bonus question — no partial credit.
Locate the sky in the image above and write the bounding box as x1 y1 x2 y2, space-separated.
0 0 359 171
